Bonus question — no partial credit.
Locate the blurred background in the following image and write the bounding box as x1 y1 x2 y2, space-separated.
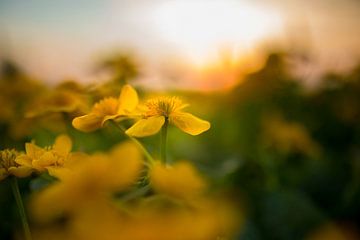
1 0 360 239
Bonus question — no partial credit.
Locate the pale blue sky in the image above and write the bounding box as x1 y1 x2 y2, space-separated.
1 0 360 89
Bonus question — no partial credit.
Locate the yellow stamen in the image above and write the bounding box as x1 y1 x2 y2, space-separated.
145 97 187 118
0 149 19 170
92 98 119 116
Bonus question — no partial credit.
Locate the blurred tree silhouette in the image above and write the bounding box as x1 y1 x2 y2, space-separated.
1 61 21 79
92 52 141 99
96 52 140 84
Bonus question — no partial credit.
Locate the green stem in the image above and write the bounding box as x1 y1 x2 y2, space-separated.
160 118 169 165
10 177 32 240
110 121 155 165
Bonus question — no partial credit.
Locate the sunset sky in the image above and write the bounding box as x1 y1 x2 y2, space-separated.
1 0 360 90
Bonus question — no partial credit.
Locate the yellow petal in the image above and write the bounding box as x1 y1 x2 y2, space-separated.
106 141 143 190
53 134 72 156
150 161 206 199
126 116 165 137
65 152 89 169
101 114 121 126
47 166 72 180
118 84 138 113
32 152 57 171
171 112 210 135
8 166 33 178
25 142 44 159
30 183 69 222
15 155 33 167
72 113 103 132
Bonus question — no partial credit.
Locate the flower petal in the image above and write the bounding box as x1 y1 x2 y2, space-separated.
25 142 44 159
171 112 210 135
65 152 89 169
106 141 143 190
47 166 72 180
150 161 206 199
72 113 103 132
126 116 165 137
53 134 72 157
15 155 33 167
8 166 33 178
32 152 57 171
118 84 138 113
31 183 69 222
101 114 121 126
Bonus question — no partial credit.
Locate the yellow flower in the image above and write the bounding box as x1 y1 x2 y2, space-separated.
118 197 240 240
33 197 240 240
33 194 241 240
25 88 89 118
262 114 320 157
126 97 210 137
30 141 143 222
0 149 33 181
149 161 207 199
16 134 72 174
72 84 138 132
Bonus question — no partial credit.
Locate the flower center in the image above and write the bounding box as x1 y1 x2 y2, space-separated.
93 98 119 116
0 149 19 170
145 97 185 117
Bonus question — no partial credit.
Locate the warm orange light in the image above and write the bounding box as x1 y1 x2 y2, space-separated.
151 0 283 66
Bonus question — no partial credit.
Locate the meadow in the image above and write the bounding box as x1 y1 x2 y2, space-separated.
0 51 360 239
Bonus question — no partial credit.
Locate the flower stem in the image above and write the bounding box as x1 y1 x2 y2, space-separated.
10 177 32 240
110 121 155 165
160 118 169 165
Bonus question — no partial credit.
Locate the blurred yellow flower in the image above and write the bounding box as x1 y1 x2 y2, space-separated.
72 84 138 132
0 72 44 103
0 69 46 139
16 134 72 174
25 88 89 118
149 161 207 199
30 144 240 240
262 114 321 157
117 197 239 240
126 97 210 137
31 141 143 222
33 194 240 240
0 149 33 181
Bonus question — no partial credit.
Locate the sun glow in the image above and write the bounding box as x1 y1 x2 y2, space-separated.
151 0 283 66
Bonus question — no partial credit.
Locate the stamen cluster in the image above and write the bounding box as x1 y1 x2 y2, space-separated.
0 149 19 170
145 97 186 118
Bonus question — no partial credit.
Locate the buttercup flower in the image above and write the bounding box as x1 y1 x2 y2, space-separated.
0 149 33 181
31 141 143 222
149 161 207 199
25 88 89 118
262 114 320 157
126 97 210 137
72 84 138 132
15 134 72 174
117 197 239 240
33 195 240 240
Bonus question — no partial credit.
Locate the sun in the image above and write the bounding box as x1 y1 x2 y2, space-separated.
151 0 283 66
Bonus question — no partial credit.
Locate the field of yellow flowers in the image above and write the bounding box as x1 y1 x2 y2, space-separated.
1 53 360 240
